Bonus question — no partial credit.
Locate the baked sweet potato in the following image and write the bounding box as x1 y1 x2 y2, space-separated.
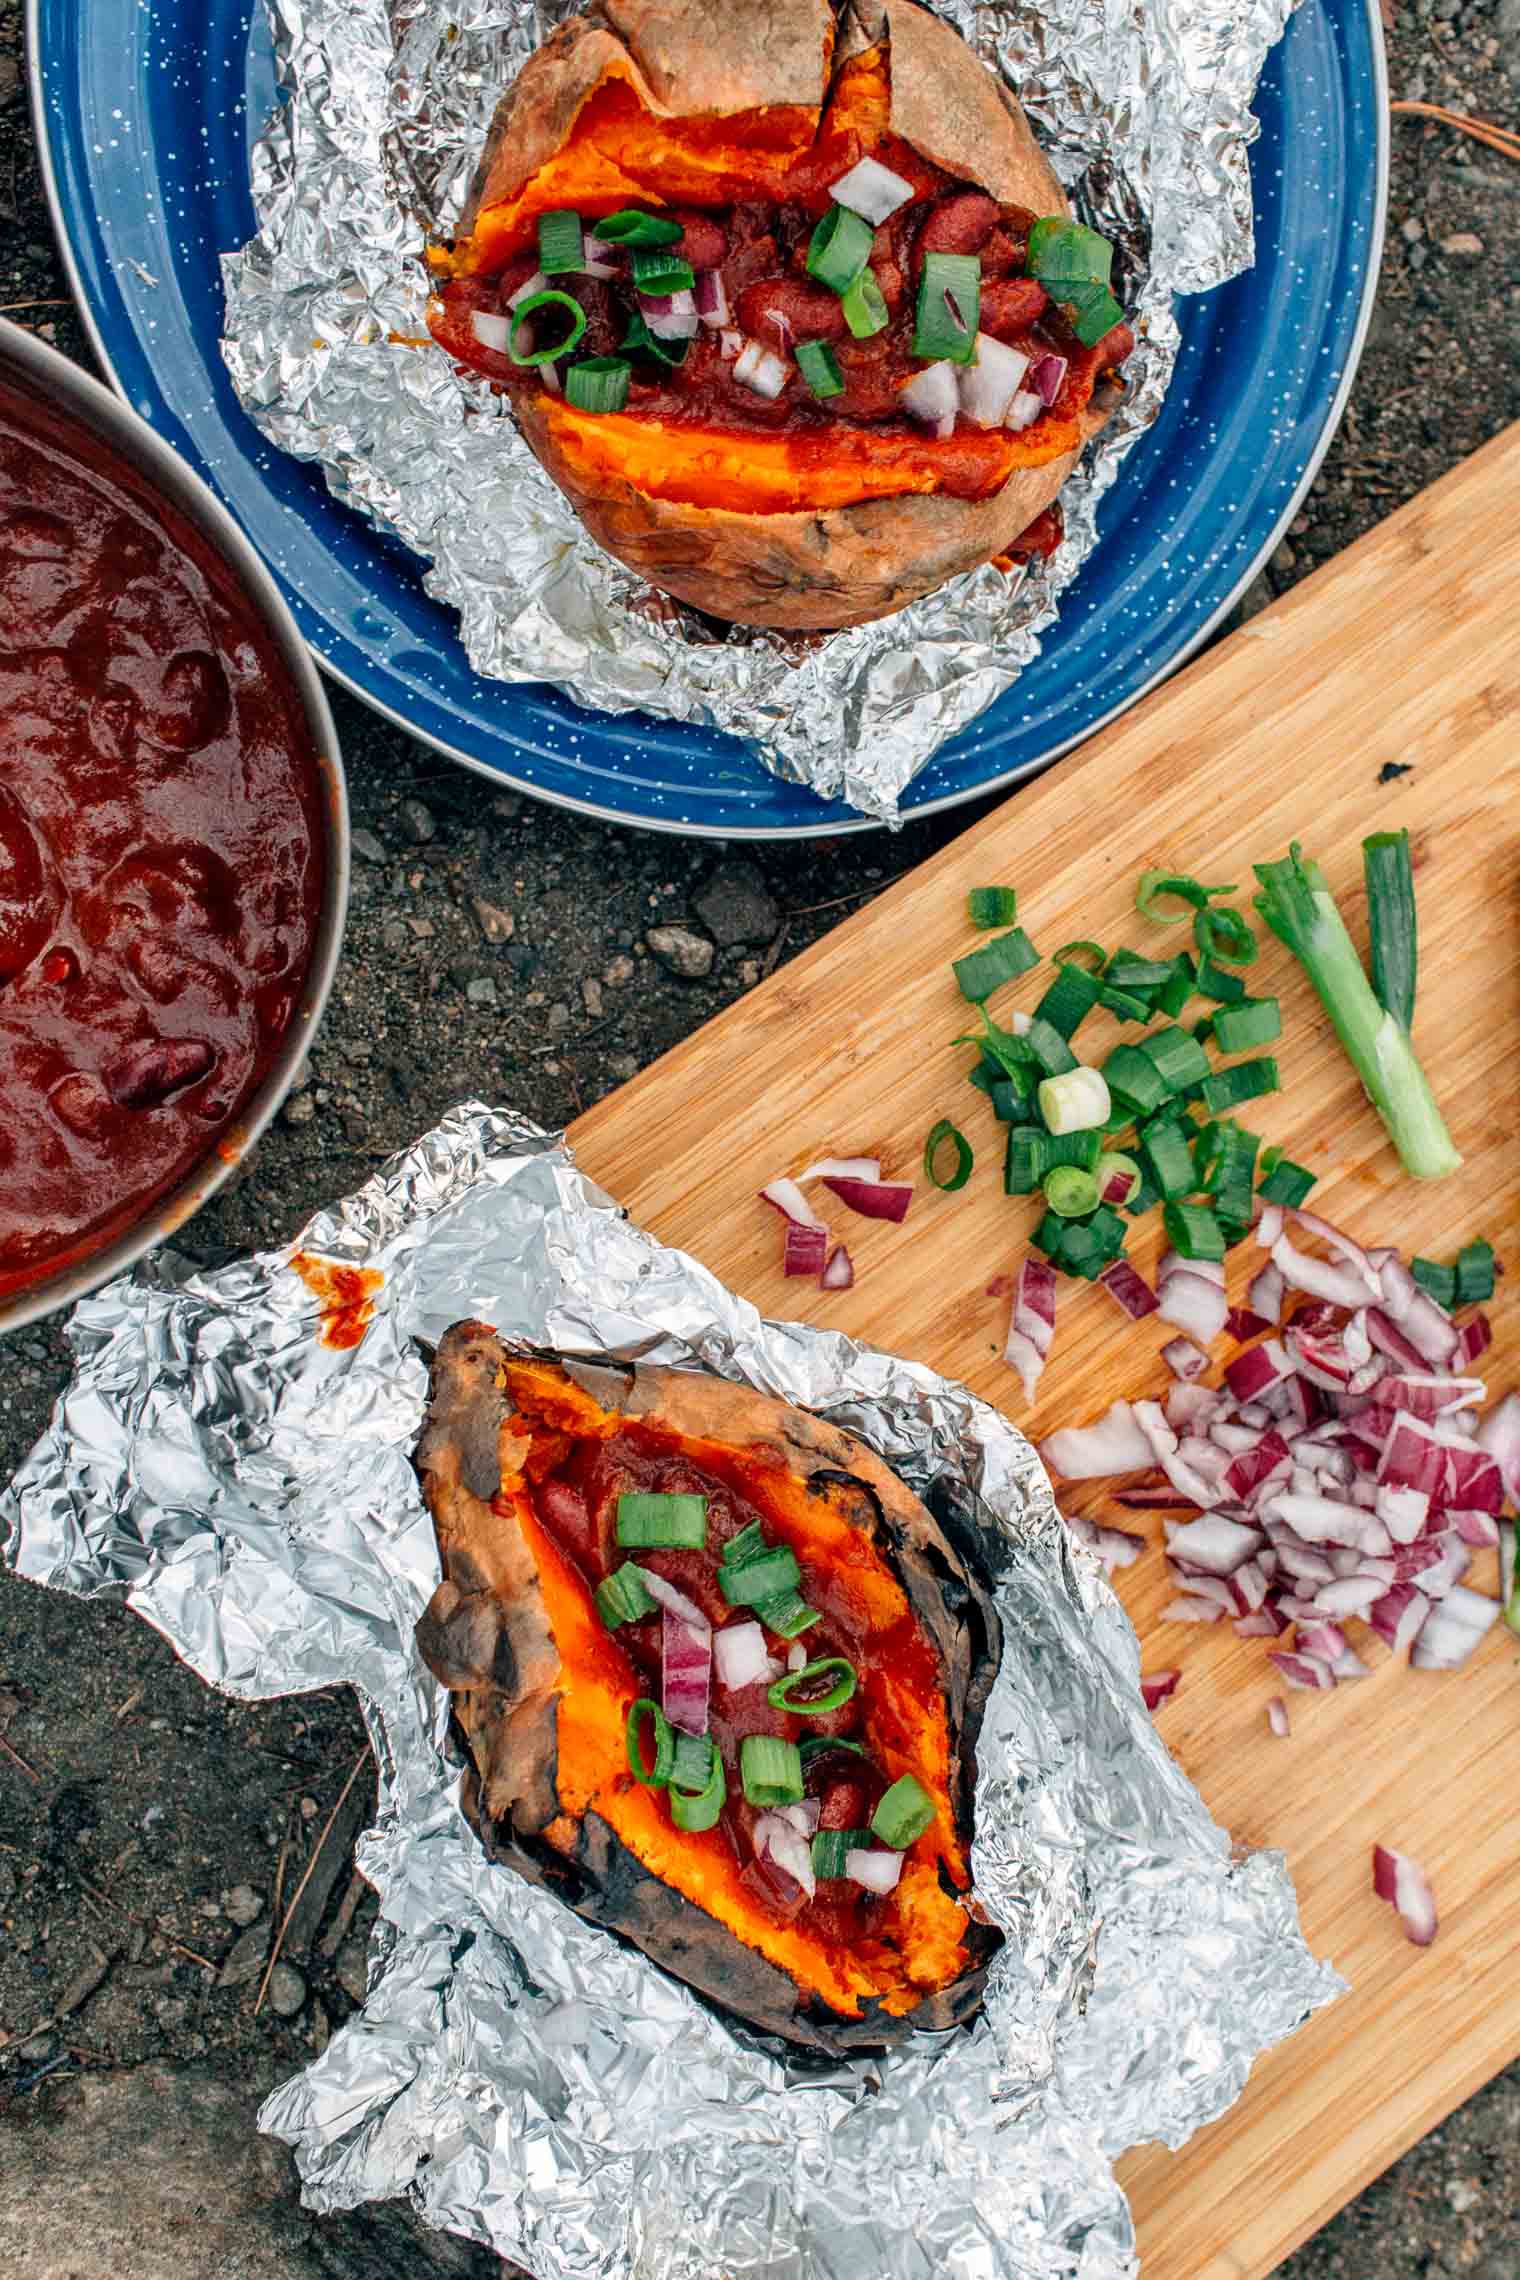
415 1325 1003 2054
426 0 1133 629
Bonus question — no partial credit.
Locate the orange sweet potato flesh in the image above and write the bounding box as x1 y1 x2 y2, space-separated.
415 1329 1003 2054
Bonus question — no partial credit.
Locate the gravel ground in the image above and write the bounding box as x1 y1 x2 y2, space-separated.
0 1 1517 2272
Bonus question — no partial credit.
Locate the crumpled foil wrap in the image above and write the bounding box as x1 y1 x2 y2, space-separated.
3 1104 1341 2278
220 0 1297 821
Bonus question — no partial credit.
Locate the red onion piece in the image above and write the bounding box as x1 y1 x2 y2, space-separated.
957 333 1031 427
1135 1399 1219 1504
779 1797 821 1838
1477 1392 1520 1499
797 1156 881 1184
638 287 699 340
1312 1575 1384 1620
582 234 621 277
753 1813 816 1900
828 154 916 223
820 1175 913 1223
1161 1595 1225 1624
1373 1371 1485 1420
692 268 730 325
1269 1649 1336 1691
1160 1250 1226 1289
1374 1481 1429 1543
759 1176 827 1233
733 337 789 399
1166 1513 1263 1574
1030 352 1068 406
1041 1399 1154 1479
1115 1483 1198 1510
1157 1269 1229 1346
713 1620 771 1691
1065 1515 1146 1571
1248 1259 1286 1324
1295 1619 1347 1664
1227 1308 1273 1343
1372 1844 1438 1945
1236 1605 1290 1637
1097 1259 1159 1319
1445 1443 1504 1512
1224 1428 1292 1503
718 327 743 360
640 1569 709 1631
470 307 512 352
1456 1312 1493 1366
1272 1231 1380 1311
506 268 548 309
1376 1411 1448 1500
783 1222 828 1277
1004 388 1045 431
1410 1582 1500 1668
1141 1669 1180 1711
1167 1382 1222 1434
1223 1339 1293 1404
845 1846 904 1894
1162 1336 1209 1382
661 1609 712 1736
1369 1584 1431 1655
1449 1508 1500 1548
1267 1696 1291 1737
821 1243 855 1290
899 361 959 437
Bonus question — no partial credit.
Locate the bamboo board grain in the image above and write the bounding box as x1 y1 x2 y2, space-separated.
570 424 1520 2277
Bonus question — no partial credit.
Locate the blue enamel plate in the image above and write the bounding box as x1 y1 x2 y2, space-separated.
31 0 1386 837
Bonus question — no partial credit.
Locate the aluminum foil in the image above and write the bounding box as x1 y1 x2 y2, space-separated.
2 1103 1341 2278
219 0 1297 821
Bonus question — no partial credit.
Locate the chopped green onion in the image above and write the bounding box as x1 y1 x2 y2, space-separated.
754 1591 822 1639
1031 1210 1066 1258
990 1072 1037 1122
913 252 980 363
1037 1065 1110 1133
1139 1024 1212 1095
1193 904 1257 965
795 339 845 398
1033 962 1102 1040
1061 277 1125 345
565 355 632 413
630 245 695 296
1455 1239 1497 1305
841 270 889 338
962 1009 1037 1076
1086 1204 1128 1256
669 1742 727 1831
1102 1042 1169 1117
952 926 1039 1001
1043 1165 1099 1217
1410 1256 1457 1306
1053 938 1106 972
924 1118 974 1190
1197 1120 1258 1231
1257 1155 1315 1208
594 1562 657 1628
1163 1200 1226 1263
870 1772 936 1849
626 1698 674 1787
509 289 588 366
1139 1117 1196 1201
1211 996 1281 1054
537 208 586 274
969 886 1019 928
1363 828 1418 1033
1135 870 1236 921
670 1732 717 1793
798 1735 869 1766
1025 1016 1079 1078
1254 844 1459 1181
807 204 875 294
740 1735 804 1808
1105 952 1174 992
1026 218 1113 289
1195 955 1247 1003
721 1520 768 1569
810 1829 871 1879
592 208 683 247
617 1492 707 1549
1042 1129 1102 1171
720 1545 800 1607
1199 1057 1279 1114
1095 1150 1141 1207
1004 1127 1043 1195
1055 1224 1102 1279
1097 980 1154 1023
1151 955 1197 1019
1125 1168 1160 1215
621 309 691 367
1192 1015 1214 1044
766 1657 858 1715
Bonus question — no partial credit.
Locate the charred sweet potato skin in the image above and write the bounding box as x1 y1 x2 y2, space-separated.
415 1329 1003 2054
428 0 1128 629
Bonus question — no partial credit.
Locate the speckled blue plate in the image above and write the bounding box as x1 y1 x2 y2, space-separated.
31 0 1385 837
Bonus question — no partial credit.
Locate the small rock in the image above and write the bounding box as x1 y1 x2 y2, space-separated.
646 924 716 979
547 1001 572 1032
1445 2178 1482 2215
491 793 523 822
397 797 437 844
335 1936 370 2006
1236 573 1274 624
154 1997 189 2030
266 1963 307 2019
215 1924 271 1989
281 1091 316 1128
609 1053 639 1081
1399 215 1425 245
1269 539 1296 577
603 953 636 986
19 2029 60 2063
351 827 388 864
693 860 781 947
1440 231 1484 260
406 915 435 941
470 895 515 943
381 917 409 953
224 1884 263 1927
466 976 498 1007
581 977 604 1018
299 1796 318 1821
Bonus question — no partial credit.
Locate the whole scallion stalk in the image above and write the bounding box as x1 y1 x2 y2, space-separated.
1252 844 1460 1180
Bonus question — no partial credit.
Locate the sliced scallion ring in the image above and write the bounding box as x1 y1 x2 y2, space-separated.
795 339 845 398
740 1735 804 1808
840 270 888 340
870 1773 936 1849
508 289 587 367
968 886 1019 929
1134 869 1237 921
1193 904 1258 965
616 1491 708 1549
537 208 585 275
1052 938 1106 971
565 355 631 413
630 245 696 296
626 1697 674 1787
806 204 874 294
669 1741 727 1831
593 208 683 247
913 252 980 363
923 1119 973 1191
766 1657 858 1716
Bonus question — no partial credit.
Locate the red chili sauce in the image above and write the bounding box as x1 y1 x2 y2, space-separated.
0 374 327 1298
531 1425 923 1943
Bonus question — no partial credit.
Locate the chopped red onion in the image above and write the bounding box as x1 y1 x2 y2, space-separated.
1267 1697 1291 1738
1374 1481 1429 1543
718 327 743 360
1410 1582 1500 1668
582 234 621 277
1445 1442 1504 1511
470 307 513 352
845 1846 904 1894
1248 1260 1286 1324
1373 1371 1485 1420
1225 1339 1294 1403
1449 1508 1500 1548
713 1620 771 1691
1364 1308 1430 1371
1236 1605 1290 1638
828 154 916 223
1065 1515 1146 1570
820 1175 913 1222
1160 1250 1226 1289
797 1156 881 1184
662 1609 712 1736
1457 1312 1493 1367
506 269 548 309
1477 1392 1520 1499
760 1176 827 1232
1162 1595 1226 1624
1167 1382 1222 1434
1041 1400 1154 1478
1372 1844 1438 1945
1157 1268 1228 1345
1141 1669 1180 1711
1030 352 1068 406
1376 1411 1448 1500
899 361 959 439
1269 1650 1335 1691
1115 1483 1198 1509
1006 1257 1059 1402
1004 388 1045 431
1312 1575 1385 1620
1224 1428 1292 1502
753 1812 816 1900
784 1222 829 1276
1271 1232 1381 1311
1097 1259 1159 1318
1162 1336 1210 1382
821 1243 855 1290
1378 1255 1460 1363
1295 1619 1347 1665
1227 1308 1274 1343
957 333 1031 427
1135 1399 1219 1504
1369 1584 1431 1655
779 1795 821 1837
1166 1513 1263 1574
733 338 790 398
640 1569 709 1631
692 268 730 325
638 287 700 340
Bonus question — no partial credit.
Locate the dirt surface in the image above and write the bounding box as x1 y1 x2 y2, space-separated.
1 0 1517 2272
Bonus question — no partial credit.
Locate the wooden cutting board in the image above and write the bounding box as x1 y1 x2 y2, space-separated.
571 424 1520 2277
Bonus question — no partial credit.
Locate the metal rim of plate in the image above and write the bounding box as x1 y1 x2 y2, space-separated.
29 0 1388 841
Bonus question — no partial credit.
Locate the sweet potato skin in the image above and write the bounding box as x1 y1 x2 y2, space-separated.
415 1327 1003 2055
441 0 1121 629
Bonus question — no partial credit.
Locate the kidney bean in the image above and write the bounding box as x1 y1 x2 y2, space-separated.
979 228 1022 279
979 277 1051 338
109 1036 216 1109
915 190 1000 269
736 278 849 350
670 210 727 270
816 1775 869 1831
